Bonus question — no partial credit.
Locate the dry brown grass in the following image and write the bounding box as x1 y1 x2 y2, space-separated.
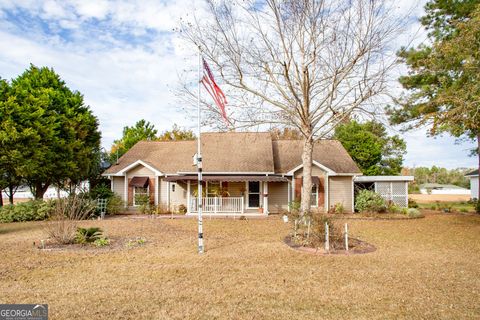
410 194 471 203
1 213 479 319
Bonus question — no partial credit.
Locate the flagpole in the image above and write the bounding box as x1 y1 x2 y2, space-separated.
197 47 204 254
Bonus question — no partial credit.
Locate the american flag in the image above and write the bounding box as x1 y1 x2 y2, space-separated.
200 58 228 122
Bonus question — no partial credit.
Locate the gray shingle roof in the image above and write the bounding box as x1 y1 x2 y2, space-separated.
104 132 361 175
465 169 479 177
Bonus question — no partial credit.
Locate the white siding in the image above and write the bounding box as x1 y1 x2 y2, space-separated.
127 164 154 177
112 176 125 200
328 176 353 213
169 181 188 210
471 177 479 200
268 182 288 213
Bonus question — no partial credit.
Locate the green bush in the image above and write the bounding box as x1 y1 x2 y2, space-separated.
328 203 345 214
355 190 386 213
406 208 424 218
106 194 124 215
94 237 110 247
89 184 114 200
0 200 54 223
475 200 480 214
75 227 103 244
408 198 419 208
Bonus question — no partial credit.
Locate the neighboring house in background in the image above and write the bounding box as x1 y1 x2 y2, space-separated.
465 170 479 200
419 183 470 195
103 132 363 216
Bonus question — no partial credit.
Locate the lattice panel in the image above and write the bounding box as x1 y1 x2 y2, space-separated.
375 182 408 207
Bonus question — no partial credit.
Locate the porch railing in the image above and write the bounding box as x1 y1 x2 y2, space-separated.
189 197 244 214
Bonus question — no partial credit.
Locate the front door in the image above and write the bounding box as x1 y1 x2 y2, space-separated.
248 181 260 208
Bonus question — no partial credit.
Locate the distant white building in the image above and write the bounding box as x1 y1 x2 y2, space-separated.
419 183 470 195
466 170 479 200
2 182 89 201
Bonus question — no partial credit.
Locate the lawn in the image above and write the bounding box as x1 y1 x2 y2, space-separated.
417 201 477 213
1 213 480 319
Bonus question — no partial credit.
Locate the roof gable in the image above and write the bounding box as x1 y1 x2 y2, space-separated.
272 140 361 174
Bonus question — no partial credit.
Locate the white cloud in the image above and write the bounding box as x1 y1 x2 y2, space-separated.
0 0 476 169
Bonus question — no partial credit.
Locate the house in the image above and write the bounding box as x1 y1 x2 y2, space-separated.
419 183 470 195
103 132 363 216
466 170 479 200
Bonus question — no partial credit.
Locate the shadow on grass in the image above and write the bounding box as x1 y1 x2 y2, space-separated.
0 221 44 235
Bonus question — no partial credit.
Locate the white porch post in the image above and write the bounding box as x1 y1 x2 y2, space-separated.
123 173 128 208
154 176 159 206
167 181 171 211
287 179 291 212
187 180 191 214
264 181 269 215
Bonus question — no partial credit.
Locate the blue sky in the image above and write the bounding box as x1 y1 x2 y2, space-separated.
0 0 476 169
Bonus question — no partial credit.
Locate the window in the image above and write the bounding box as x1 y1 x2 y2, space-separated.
248 181 260 208
134 186 149 206
311 184 318 207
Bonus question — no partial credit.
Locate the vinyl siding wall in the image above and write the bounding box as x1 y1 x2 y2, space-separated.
268 182 288 213
471 177 479 200
328 176 353 213
112 176 125 201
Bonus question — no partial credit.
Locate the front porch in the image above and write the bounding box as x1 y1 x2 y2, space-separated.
164 175 291 216
188 196 265 216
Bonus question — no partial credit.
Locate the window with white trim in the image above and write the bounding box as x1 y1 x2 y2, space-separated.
311 185 318 207
134 186 149 206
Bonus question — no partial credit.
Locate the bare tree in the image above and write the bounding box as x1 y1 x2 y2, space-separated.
180 0 407 213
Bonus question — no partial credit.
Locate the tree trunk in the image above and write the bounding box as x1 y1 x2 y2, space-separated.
0 189 3 207
8 185 14 205
34 182 49 200
300 137 314 214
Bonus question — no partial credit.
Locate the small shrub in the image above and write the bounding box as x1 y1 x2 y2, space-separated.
406 208 424 218
178 204 187 214
93 237 110 247
328 203 345 214
408 198 419 208
126 237 146 248
106 194 124 215
288 200 301 213
460 208 468 213
430 205 437 210
475 200 480 214
386 201 400 214
75 227 103 244
45 194 97 244
355 190 386 213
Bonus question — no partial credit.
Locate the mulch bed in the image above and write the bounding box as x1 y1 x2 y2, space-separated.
284 236 376 255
